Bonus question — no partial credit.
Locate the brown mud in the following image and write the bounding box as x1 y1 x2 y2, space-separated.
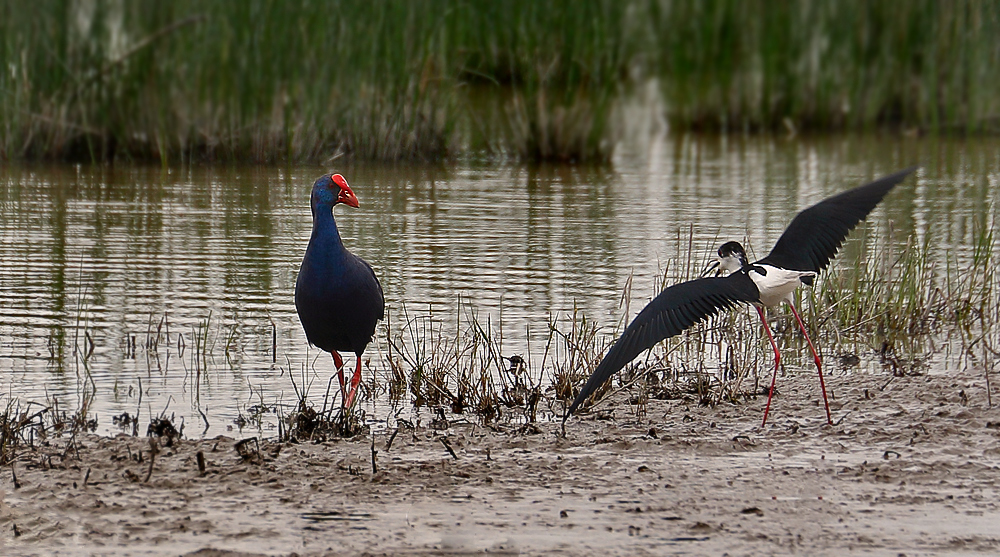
2 365 999 556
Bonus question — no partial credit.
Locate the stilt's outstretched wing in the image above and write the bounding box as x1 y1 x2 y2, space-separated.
567 273 759 416
760 167 916 273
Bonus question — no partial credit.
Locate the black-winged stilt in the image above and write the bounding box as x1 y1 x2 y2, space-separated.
566 167 917 426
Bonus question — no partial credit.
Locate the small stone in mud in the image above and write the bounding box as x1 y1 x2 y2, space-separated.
741 507 764 516
840 354 861 367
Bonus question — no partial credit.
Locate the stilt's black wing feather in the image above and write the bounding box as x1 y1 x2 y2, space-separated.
567 273 759 416
759 168 916 273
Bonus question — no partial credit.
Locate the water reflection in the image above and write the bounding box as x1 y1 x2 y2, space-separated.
1 135 998 436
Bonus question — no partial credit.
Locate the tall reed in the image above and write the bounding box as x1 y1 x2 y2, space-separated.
653 1 1000 134
5 1 999 163
1 1 456 162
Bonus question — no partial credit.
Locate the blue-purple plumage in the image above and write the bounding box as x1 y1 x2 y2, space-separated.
295 174 383 408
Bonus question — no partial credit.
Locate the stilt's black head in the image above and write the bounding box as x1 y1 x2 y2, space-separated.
717 241 749 273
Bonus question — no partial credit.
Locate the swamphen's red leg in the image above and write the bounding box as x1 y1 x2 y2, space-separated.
344 357 363 409
332 351 346 407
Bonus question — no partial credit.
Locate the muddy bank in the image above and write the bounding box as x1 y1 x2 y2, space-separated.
2 365 999 556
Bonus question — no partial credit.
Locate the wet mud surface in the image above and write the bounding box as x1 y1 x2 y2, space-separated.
3 365 999 556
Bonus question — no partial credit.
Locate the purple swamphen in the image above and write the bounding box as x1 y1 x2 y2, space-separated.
295 174 384 409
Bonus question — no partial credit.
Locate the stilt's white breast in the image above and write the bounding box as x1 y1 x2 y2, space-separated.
749 265 816 307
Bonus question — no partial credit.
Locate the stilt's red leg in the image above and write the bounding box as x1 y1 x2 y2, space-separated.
757 306 781 427
344 357 363 410
332 351 346 406
788 302 833 425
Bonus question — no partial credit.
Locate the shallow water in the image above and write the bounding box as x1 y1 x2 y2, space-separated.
1 135 998 436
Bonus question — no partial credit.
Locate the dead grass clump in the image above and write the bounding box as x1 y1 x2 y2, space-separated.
283 398 368 441
281 354 371 440
0 401 51 465
147 415 181 447
112 412 139 435
385 300 545 425
547 307 609 411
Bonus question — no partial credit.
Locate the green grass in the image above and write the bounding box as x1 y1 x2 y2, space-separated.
653 1 1000 133
812 220 996 368
3 1 999 163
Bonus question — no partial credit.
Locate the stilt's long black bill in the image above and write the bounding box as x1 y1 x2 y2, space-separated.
700 260 720 277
